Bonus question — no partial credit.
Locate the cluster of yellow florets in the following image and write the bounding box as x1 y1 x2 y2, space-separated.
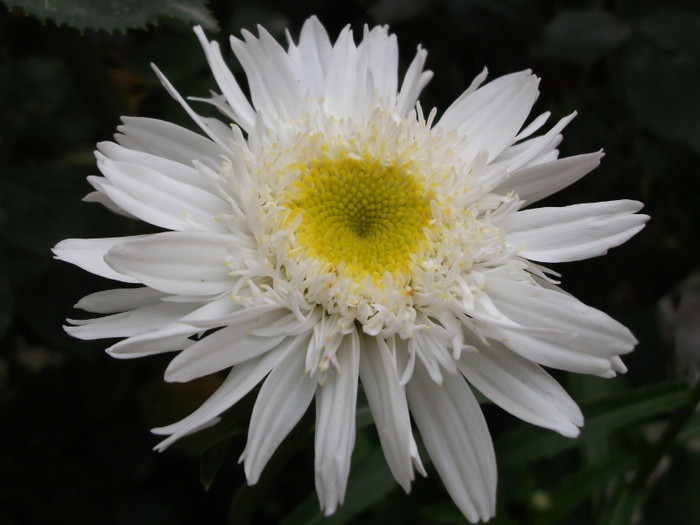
281 151 434 282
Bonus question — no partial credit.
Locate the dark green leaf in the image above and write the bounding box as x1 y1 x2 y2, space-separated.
280 447 397 525
200 440 229 491
636 8 700 57
497 382 691 468
534 456 636 525
3 0 217 32
536 9 630 61
623 51 700 154
0 261 12 338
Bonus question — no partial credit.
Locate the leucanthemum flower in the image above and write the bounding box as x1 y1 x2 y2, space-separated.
53 17 648 523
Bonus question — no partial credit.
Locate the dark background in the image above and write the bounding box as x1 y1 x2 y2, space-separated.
0 0 699 524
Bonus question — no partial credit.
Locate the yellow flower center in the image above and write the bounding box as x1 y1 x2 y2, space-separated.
282 152 434 282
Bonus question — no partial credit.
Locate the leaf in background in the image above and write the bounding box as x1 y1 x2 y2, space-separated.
280 447 398 525
497 381 691 468
200 440 229 491
536 9 630 61
3 0 217 32
636 8 700 57
0 260 12 339
623 51 700 155
533 456 636 525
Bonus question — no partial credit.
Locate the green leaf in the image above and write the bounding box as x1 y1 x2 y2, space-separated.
200 440 229 491
497 381 691 468
3 0 217 32
0 260 12 338
623 51 700 155
636 8 700 57
534 456 636 525
536 9 631 61
280 447 398 525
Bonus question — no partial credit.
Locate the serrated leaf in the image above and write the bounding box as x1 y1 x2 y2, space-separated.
497 382 691 468
3 0 217 32
200 440 229 491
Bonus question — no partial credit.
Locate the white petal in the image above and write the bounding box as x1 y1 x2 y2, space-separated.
496 151 603 205
52 237 144 283
93 157 229 232
407 362 496 523
230 27 303 120
116 116 225 169
151 65 235 151
359 335 423 492
287 16 332 98
396 46 432 116
323 26 358 117
458 342 583 437
83 189 136 218
66 301 195 340
358 25 398 106
152 341 296 450
438 70 540 163
241 341 317 484
314 329 360 515
106 325 195 359
490 326 620 376
97 141 217 193
504 200 648 262
488 112 575 173
164 309 289 382
74 287 166 313
104 232 233 296
486 278 637 356
193 26 256 132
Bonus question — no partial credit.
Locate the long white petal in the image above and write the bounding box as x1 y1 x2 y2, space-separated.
66 302 195 340
241 341 317 484
287 16 332 98
104 232 233 296
458 343 583 437
489 326 621 376
505 200 648 262
359 335 423 492
97 141 216 193
323 25 358 117
407 362 496 523
486 278 637 355
106 325 195 359
74 287 166 314
193 26 256 132
314 329 360 515
152 341 297 450
230 26 303 120
116 116 225 169
438 70 540 163
94 157 229 233
52 237 145 283
496 151 603 205
164 309 289 382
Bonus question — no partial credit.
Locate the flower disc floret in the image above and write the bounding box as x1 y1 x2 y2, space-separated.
281 152 434 283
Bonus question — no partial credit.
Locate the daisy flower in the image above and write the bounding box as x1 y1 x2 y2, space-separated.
53 17 648 522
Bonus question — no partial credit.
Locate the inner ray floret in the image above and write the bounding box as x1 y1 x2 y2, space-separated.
280 152 435 282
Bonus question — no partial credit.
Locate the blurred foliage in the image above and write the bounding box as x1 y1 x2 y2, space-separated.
0 0 699 524
1 0 217 32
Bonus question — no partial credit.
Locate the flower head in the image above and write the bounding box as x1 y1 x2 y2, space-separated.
53 17 648 522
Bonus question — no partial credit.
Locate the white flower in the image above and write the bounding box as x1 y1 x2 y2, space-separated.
53 17 648 523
